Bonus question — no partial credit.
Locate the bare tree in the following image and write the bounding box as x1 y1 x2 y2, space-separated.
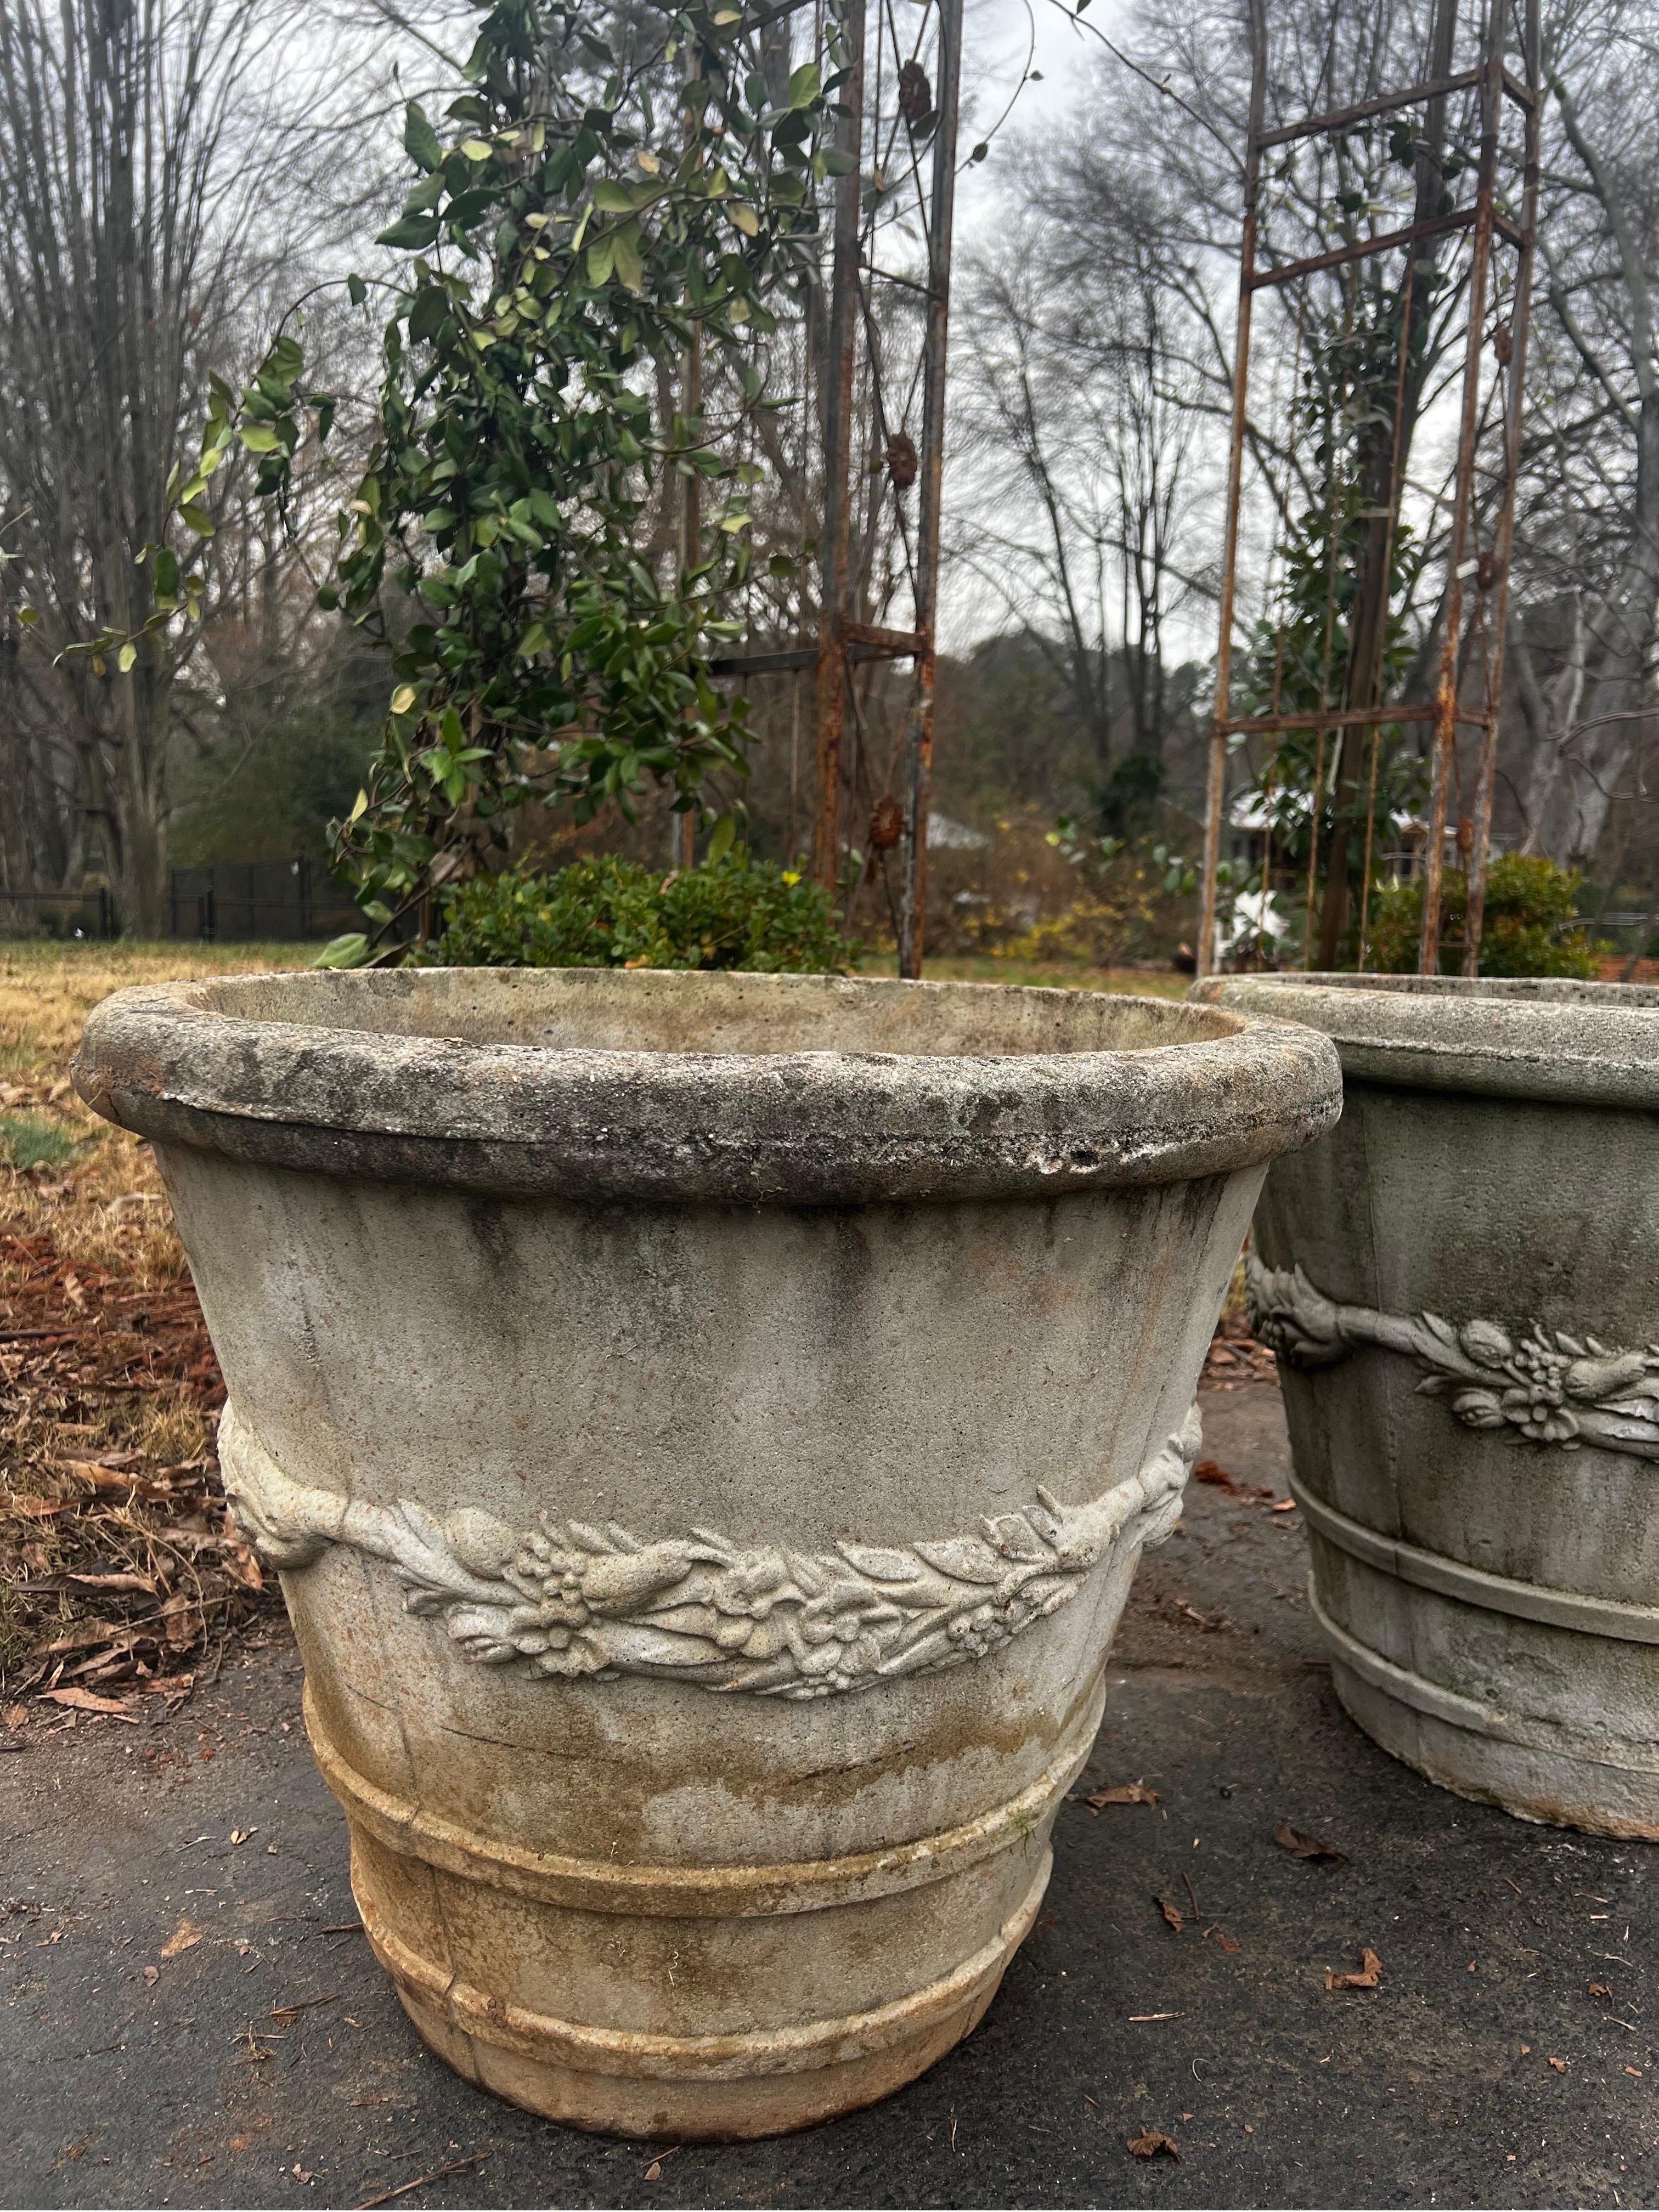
1506 0 1659 864
0 0 392 931
953 154 1213 824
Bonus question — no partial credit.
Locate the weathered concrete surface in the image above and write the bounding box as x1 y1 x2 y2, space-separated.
1198 974 1659 1838
71 971 1340 2135
5 1388 1654 2210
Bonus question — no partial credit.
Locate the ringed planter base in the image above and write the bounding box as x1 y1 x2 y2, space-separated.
76 969 1336 2136
1198 974 1659 1840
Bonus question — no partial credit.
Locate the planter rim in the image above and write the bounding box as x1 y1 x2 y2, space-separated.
1193 971 1659 1108
73 966 1340 1205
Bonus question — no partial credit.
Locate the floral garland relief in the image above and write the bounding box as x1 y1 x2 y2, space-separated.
1246 1254 1659 1459
218 1402 1200 1701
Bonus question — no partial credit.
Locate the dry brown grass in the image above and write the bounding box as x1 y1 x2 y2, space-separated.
1 943 313 1724
0 939 316 1280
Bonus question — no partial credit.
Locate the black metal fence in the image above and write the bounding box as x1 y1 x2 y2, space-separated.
168 857 360 942
2 859 358 942
0 886 119 938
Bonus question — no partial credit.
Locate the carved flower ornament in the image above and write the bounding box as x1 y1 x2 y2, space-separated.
218 1400 1200 1700
1246 1255 1659 1461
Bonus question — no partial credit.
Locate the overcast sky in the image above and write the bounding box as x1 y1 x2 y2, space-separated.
954 0 1119 236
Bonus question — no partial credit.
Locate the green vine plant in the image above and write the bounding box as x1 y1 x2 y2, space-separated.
1233 289 1432 963
1232 101 1476 965
70 0 839 956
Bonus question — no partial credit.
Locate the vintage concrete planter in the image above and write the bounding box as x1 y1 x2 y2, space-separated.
1196 974 1659 1838
75 969 1337 2137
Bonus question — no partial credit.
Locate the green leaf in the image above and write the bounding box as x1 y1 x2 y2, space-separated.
707 813 738 862
313 932 370 970
586 235 616 285
16 606 39 626
409 285 450 344
729 201 759 236
117 642 137 672
179 501 216 536
404 102 443 173
347 273 368 307
391 683 418 715
376 213 443 250
787 61 822 108
592 178 639 212
612 223 644 293
238 422 281 453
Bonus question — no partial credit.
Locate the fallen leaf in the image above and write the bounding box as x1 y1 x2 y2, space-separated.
1158 1896 1184 1934
41 1686 136 1717
1205 1924 1241 1954
160 1918 204 1959
644 2162 662 2182
1548 2056 1567 2073
1589 1982 1612 2000
1325 1947 1383 1992
1087 1780 1159 1809
230 1828 255 1847
221 1542 264 1592
1193 1459 1237 1491
1126 2129 1180 2161
1275 1820 1345 1862
1626 2067 1644 2078
1271 1497 1297 1513
3 1704 28 1730
142 1965 159 1987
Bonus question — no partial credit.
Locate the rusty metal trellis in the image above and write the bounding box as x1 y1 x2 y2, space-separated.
1197 0 1542 982
708 0 962 977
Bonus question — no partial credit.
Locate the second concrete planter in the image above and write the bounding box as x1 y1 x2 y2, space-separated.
1197 974 1659 1838
76 968 1337 2136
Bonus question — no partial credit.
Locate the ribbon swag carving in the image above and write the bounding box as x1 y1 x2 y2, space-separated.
1246 1254 1659 1461
219 1401 1200 1700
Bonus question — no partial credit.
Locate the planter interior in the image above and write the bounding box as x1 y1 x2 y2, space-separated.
1198 972 1659 1838
76 969 1339 2136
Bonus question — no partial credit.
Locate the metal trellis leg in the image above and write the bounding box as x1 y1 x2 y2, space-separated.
1198 0 1267 982
810 0 867 895
898 0 963 981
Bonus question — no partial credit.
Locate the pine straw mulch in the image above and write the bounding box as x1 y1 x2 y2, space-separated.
0 1220 273 1729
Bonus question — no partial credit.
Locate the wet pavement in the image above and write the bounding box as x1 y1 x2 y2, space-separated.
4 1385 1653 2209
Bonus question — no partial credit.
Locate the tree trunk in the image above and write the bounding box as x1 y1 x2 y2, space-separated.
1525 384 1659 862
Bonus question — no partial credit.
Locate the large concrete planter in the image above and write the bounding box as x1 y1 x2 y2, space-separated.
75 969 1336 2137
1196 974 1659 1838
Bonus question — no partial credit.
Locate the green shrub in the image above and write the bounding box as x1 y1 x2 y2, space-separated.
1367 854 1607 978
429 855 857 975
